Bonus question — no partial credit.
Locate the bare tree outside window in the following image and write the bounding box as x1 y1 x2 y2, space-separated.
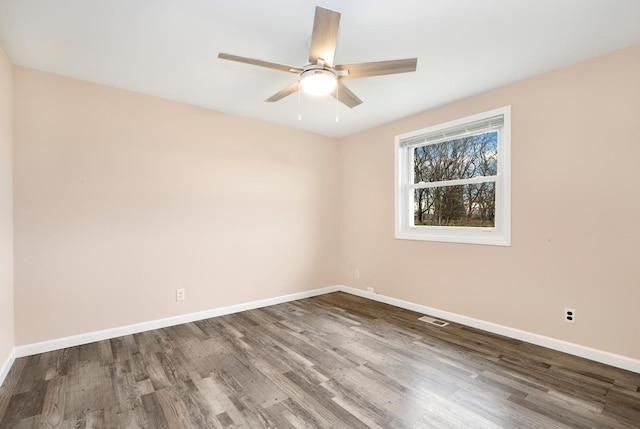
413 132 498 227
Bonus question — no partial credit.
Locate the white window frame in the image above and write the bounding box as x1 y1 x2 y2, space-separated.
394 106 511 246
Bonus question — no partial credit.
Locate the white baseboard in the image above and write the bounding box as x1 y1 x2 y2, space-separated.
0 347 16 388
14 285 340 358
10 284 640 374
339 285 640 374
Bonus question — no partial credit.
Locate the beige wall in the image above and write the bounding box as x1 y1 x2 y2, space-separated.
338 44 640 360
0 44 14 365
13 68 340 344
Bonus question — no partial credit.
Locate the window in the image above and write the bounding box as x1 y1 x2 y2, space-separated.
395 106 511 246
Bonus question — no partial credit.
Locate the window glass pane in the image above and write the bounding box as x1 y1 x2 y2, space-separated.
413 183 496 227
414 132 498 184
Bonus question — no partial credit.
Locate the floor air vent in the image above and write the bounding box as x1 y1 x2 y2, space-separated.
418 315 449 327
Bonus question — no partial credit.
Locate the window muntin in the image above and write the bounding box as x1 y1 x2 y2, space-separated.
395 107 510 246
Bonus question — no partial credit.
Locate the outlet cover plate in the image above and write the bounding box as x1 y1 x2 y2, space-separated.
564 307 575 323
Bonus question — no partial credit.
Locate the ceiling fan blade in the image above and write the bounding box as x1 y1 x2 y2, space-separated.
218 53 302 74
308 6 341 67
336 58 417 80
265 81 300 102
332 80 362 108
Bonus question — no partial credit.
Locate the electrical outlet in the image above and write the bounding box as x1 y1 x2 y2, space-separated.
366 287 374 293
564 307 575 323
354 269 360 279
176 288 185 301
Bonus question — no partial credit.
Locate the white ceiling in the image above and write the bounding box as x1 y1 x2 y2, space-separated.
1 0 639 138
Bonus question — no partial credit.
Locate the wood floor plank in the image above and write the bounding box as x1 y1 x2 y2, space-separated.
39 376 65 429
1 292 639 428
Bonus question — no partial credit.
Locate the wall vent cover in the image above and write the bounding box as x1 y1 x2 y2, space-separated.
418 315 449 327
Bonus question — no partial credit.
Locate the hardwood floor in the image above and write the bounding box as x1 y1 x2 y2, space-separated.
1 292 639 428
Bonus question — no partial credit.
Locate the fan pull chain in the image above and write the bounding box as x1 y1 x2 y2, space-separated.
297 83 302 121
335 83 340 123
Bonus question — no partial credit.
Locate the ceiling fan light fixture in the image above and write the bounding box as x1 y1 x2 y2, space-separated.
300 68 337 96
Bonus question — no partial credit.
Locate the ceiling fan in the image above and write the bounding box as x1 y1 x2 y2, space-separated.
218 6 418 108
